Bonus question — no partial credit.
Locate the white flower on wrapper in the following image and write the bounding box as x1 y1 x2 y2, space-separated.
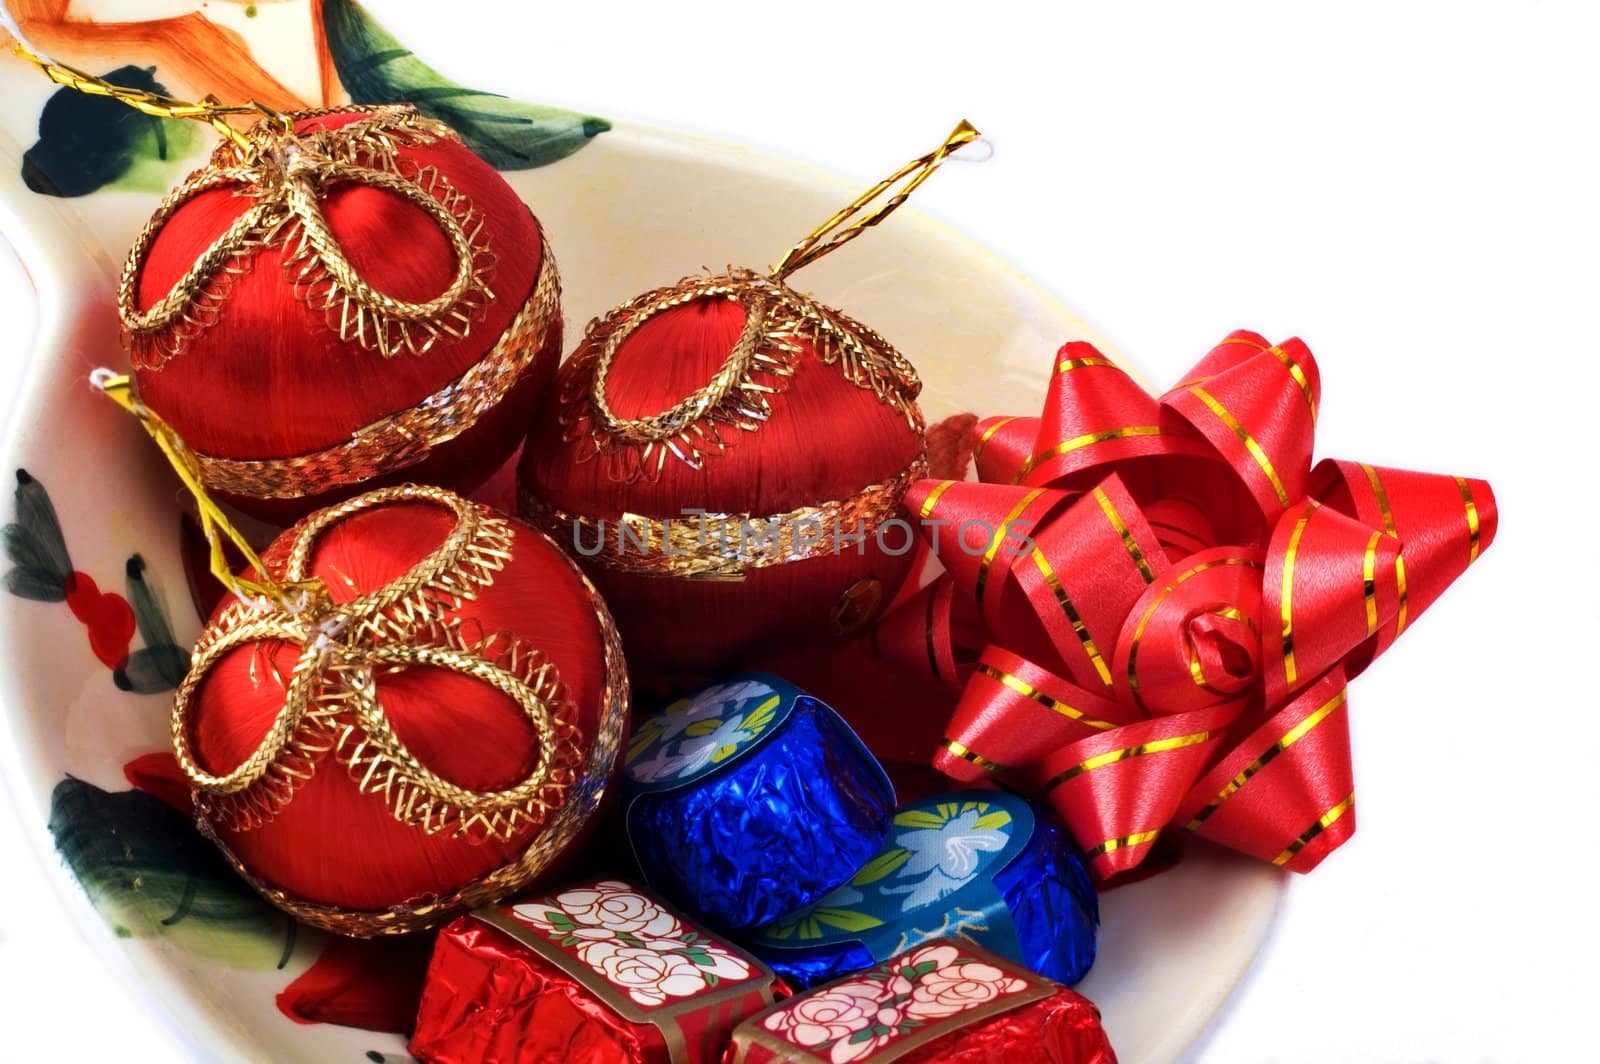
580 942 710 1007
903 945 1027 1021
763 981 884 1047
655 679 766 743
667 714 758 779
513 881 680 939
883 809 1009 912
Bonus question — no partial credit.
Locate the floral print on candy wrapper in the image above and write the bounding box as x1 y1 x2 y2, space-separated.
759 943 1031 1063
625 678 788 786
508 881 753 1008
762 796 1028 947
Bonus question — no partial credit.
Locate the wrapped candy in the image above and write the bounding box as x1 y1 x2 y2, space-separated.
622 675 895 933
723 939 1115 1063
412 878 786 1064
751 790 1096 990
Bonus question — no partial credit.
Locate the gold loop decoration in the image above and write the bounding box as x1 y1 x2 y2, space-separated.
567 121 975 483
186 228 560 499
770 119 981 280
589 278 770 445
15 46 497 362
165 483 625 937
95 376 630 936
118 104 491 362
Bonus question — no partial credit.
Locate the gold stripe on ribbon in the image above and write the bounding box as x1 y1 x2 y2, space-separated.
1084 829 1162 860
1455 476 1481 564
1030 548 1113 688
942 738 1004 773
975 662 1118 731
918 478 957 519
1272 791 1355 866
1266 345 1318 423
1188 605 1247 689
975 489 1043 605
1044 729 1216 791
923 586 943 683
1361 530 1382 636
1057 355 1115 374
1185 689 1348 829
1127 557 1264 709
1188 385 1290 505
1217 336 1266 350
1280 511 1311 689
972 416 1017 462
1360 463 1408 637
1013 426 1162 482
1094 485 1157 583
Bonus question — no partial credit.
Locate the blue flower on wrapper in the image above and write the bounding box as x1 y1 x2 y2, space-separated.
748 790 1098 990
620 674 896 934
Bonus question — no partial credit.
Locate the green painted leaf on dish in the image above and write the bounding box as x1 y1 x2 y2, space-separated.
321 0 609 170
49 776 296 969
21 65 203 199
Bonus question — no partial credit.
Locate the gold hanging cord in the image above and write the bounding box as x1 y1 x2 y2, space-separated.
771 119 982 280
93 372 324 609
13 43 290 149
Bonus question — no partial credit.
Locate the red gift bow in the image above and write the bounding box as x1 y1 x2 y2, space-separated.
878 331 1496 878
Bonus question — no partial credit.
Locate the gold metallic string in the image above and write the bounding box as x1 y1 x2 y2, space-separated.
770 119 982 280
14 43 287 149
93 372 323 609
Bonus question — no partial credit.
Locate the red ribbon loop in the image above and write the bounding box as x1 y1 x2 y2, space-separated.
903 334 1496 878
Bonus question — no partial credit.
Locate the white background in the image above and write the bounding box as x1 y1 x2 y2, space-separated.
2 1 1597 1060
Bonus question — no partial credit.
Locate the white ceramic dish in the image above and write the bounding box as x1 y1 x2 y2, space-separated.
0 3 1284 1061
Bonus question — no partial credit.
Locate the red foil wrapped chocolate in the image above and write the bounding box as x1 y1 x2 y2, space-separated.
880 331 1497 878
413 879 785 1063
724 939 1114 1063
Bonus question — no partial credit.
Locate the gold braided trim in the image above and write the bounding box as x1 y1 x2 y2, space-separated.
173 485 631 936
559 270 923 483
120 105 497 366
189 233 559 499
519 450 928 580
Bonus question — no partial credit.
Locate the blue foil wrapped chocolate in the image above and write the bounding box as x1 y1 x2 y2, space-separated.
748 789 1098 990
621 674 896 933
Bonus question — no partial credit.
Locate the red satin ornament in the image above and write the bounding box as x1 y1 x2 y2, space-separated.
179 489 627 933
520 290 924 689
131 109 559 521
884 332 1497 878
